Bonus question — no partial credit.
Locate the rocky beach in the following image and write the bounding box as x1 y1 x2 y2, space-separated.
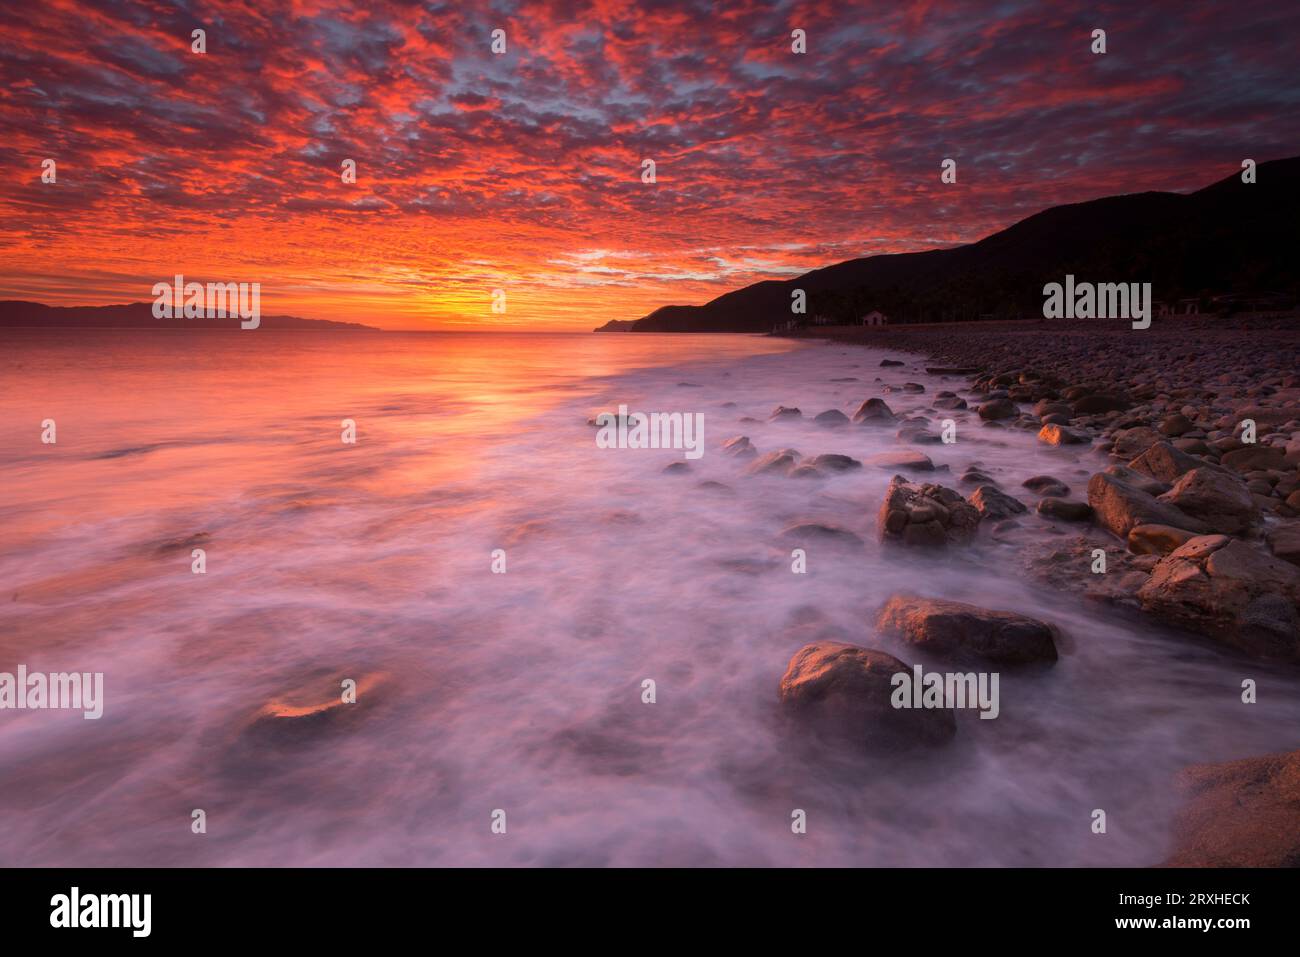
774 314 1300 865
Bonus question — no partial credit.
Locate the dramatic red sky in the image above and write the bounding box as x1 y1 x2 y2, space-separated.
1 0 1296 329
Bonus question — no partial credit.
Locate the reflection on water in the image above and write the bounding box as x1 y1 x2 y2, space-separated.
0 329 1296 866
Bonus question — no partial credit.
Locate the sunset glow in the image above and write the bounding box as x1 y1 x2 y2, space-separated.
1 0 1296 328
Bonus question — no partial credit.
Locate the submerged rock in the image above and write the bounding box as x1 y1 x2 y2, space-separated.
969 485 1027 520
770 405 803 421
722 435 757 458
863 449 934 472
809 453 861 472
813 409 850 428
1036 497 1093 522
875 595 1057 665
778 642 955 751
878 475 981 547
852 397 896 424
778 523 864 548
747 448 801 476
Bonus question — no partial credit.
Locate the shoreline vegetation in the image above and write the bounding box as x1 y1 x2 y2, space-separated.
759 312 1299 866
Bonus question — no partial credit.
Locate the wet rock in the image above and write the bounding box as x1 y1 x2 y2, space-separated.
747 449 801 476
863 449 934 472
790 464 824 479
239 673 388 747
878 475 981 547
770 405 803 421
1127 523 1198 556
978 397 1017 420
1165 749 1300 867
778 642 956 751
1087 473 1207 539
961 469 996 486
1034 399 1074 419
1022 536 1148 609
1037 423 1089 446
722 435 757 458
901 382 926 393
1221 446 1286 473
1036 497 1093 521
879 359 905 367
1072 393 1130 415
875 595 1057 665
1128 440 1211 484
1110 427 1163 459
809 453 861 472
1267 523 1300 567
1104 464 1169 497
813 409 850 428
852 397 896 424
1157 467 1259 535
1023 475 1070 496
1137 536 1300 660
778 523 864 548
969 485 1028 520
662 461 691 474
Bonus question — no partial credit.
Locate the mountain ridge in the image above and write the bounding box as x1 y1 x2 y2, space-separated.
623 158 1300 332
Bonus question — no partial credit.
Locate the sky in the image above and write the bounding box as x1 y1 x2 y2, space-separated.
1 0 1297 330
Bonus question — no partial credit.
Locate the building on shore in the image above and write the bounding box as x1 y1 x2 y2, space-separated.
859 310 889 326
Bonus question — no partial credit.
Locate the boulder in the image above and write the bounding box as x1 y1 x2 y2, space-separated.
875 595 1057 665
1110 427 1163 459
1158 414 1195 436
1127 523 1198 556
1036 497 1092 522
778 523 864 548
1157 467 1259 535
722 435 757 458
978 397 1017 420
969 485 1027 520
778 642 956 751
852 397 896 425
1266 522 1300 567
1023 475 1070 496
1127 441 1210 484
879 359 904 367
863 449 934 472
770 405 802 420
1137 535 1300 660
809 453 861 472
1221 446 1286 472
1072 393 1130 415
1037 423 1089 446
878 475 981 547
813 409 850 428
1164 749 1300 867
1087 473 1208 539
747 449 801 476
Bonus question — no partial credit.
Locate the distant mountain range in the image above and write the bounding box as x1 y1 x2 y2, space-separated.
617 156 1300 332
0 300 380 332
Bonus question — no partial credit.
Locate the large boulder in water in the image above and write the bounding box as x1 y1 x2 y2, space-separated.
1165 748 1300 867
968 485 1027 521
778 641 955 751
852 397 896 425
878 475 981 547
1137 535 1300 660
875 595 1057 665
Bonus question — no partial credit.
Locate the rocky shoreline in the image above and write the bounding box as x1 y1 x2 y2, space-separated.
772 315 1300 866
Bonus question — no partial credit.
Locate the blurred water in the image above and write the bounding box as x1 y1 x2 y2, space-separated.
1 328 1297 866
